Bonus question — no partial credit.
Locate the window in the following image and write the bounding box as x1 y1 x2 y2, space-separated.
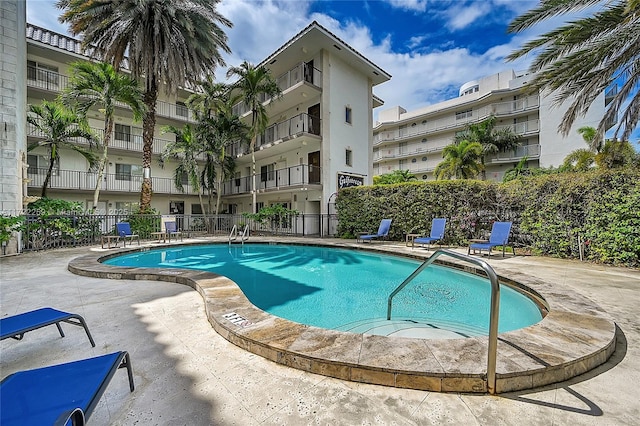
27 60 59 87
260 163 275 182
411 158 417 163
421 138 427 143
191 204 203 215
345 149 353 167
115 201 139 214
422 156 428 161
115 124 131 142
27 154 57 175
256 202 265 212
345 106 352 124
115 164 142 181
421 120 427 125
234 171 241 187
176 101 188 118
456 109 473 120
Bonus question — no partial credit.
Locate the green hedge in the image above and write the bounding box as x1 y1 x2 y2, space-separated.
336 169 639 267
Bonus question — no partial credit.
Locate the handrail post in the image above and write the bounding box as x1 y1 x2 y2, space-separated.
387 249 500 394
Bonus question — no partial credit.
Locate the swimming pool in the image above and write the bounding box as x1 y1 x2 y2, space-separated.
104 244 542 336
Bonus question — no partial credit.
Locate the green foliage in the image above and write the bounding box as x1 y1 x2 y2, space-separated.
336 168 640 266
374 169 417 185
24 198 100 250
125 208 161 238
243 204 299 234
0 215 24 244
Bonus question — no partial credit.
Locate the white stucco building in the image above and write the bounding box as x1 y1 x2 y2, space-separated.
373 69 607 181
20 19 389 221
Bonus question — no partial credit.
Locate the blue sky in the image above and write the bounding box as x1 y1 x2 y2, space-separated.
26 0 638 143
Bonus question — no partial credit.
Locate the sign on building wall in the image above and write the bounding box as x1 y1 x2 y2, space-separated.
337 172 364 189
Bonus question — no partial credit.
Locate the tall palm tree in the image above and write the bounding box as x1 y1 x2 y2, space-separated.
455 116 521 180
58 0 232 212
187 78 233 120
60 61 145 213
434 140 483 180
507 0 640 141
27 101 98 197
226 62 282 212
198 101 249 217
577 126 602 153
160 124 207 218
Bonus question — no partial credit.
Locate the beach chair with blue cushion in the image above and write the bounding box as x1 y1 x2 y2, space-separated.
165 221 183 243
468 221 514 257
115 222 140 247
357 219 392 242
0 351 134 426
413 218 447 249
1 307 95 347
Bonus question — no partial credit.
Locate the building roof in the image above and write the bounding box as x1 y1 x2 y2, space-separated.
258 21 391 87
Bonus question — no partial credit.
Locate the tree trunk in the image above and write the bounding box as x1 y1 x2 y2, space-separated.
42 151 55 198
92 115 114 213
140 85 158 212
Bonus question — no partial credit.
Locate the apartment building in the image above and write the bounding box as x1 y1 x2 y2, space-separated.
20 19 389 221
373 70 606 181
223 21 390 218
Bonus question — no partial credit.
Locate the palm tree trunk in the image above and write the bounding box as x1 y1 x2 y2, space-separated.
140 86 158 212
42 158 54 198
92 116 114 213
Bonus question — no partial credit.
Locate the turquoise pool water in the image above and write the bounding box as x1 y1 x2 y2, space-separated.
104 244 542 335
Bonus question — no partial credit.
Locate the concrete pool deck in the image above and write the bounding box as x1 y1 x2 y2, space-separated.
1 237 639 424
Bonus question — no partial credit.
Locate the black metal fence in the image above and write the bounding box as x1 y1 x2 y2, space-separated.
19 213 340 252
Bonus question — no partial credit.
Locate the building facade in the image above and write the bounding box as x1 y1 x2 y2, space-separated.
21 19 389 222
373 70 606 181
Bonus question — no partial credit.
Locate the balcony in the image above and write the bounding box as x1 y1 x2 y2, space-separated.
232 62 322 117
486 144 541 163
26 168 199 195
26 118 200 158
221 164 321 196
373 144 449 162
230 113 321 158
26 65 195 122
373 95 540 146
495 119 540 136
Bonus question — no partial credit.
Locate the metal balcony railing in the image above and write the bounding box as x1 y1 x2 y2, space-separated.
373 95 540 145
232 62 322 116
221 164 321 195
26 65 194 122
230 112 321 156
26 168 199 195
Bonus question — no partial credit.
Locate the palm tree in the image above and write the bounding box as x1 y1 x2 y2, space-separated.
58 0 232 212
507 1 640 141
434 140 483 180
226 61 282 212
27 101 98 197
160 124 207 218
596 139 638 169
60 61 145 213
577 126 602 153
374 169 418 185
198 103 249 218
455 116 521 180
187 78 232 120
562 149 596 172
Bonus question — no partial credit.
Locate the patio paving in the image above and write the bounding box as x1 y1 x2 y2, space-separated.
1 237 639 425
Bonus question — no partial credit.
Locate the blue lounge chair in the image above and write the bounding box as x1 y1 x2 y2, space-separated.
1 307 95 347
413 218 447 249
115 222 140 247
0 351 134 426
165 221 183 243
468 221 514 257
357 219 392 242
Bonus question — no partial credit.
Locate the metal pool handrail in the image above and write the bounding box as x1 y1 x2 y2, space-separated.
229 224 250 246
386 249 501 394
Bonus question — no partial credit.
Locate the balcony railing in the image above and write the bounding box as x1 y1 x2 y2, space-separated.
221 164 321 196
26 118 204 159
373 95 540 145
27 168 199 195
232 62 322 116
486 144 541 163
230 112 321 157
27 65 195 122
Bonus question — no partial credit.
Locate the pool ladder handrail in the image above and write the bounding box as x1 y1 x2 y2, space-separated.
229 224 250 245
386 249 500 394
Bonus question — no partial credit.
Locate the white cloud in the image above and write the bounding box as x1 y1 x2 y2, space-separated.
445 3 492 30
27 0 541 120
385 0 429 13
